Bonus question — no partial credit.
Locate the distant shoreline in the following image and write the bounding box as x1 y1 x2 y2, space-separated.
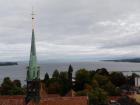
103 58 140 63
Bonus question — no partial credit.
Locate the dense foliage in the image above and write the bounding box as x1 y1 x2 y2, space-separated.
0 77 25 95
44 65 138 105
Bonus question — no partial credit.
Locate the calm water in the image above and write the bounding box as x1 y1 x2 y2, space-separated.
0 61 140 84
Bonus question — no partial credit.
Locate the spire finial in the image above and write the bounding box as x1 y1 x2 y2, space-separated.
32 7 35 30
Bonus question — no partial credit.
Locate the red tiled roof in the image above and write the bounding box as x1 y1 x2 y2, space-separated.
0 96 88 105
0 95 25 105
39 96 88 105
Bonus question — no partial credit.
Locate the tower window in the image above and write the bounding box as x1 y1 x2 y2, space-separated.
33 71 35 78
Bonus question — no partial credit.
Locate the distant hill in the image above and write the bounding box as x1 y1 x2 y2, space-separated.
0 62 18 66
103 58 140 63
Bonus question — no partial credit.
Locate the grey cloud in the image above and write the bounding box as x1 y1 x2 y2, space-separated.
100 36 140 49
0 0 140 61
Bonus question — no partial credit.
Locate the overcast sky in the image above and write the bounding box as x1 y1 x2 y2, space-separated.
0 0 140 62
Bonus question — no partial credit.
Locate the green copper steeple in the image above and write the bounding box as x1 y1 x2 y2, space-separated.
25 10 40 105
27 11 40 81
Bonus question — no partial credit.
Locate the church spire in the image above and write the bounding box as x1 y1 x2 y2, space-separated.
27 10 40 81
25 10 40 105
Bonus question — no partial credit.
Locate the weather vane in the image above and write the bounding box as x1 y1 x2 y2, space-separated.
32 7 35 29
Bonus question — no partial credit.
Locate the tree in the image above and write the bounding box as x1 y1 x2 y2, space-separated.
0 77 24 95
52 69 59 78
59 71 71 96
44 72 49 84
93 74 109 87
68 64 73 88
76 88 108 105
1 77 14 95
84 84 92 92
59 71 68 80
102 81 117 96
96 68 109 76
13 80 21 88
91 79 99 89
115 87 121 96
89 70 96 80
75 69 90 91
89 88 108 105
47 78 61 94
110 72 126 87
59 77 71 96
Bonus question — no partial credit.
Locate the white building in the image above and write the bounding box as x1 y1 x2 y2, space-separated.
135 77 140 87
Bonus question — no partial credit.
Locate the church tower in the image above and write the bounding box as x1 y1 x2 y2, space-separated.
25 10 40 105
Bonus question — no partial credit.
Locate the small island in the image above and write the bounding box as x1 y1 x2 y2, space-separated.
0 62 18 66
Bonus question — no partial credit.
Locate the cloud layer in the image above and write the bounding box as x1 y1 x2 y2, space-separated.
0 0 140 61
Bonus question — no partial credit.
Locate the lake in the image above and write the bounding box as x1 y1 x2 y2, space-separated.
0 61 140 84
